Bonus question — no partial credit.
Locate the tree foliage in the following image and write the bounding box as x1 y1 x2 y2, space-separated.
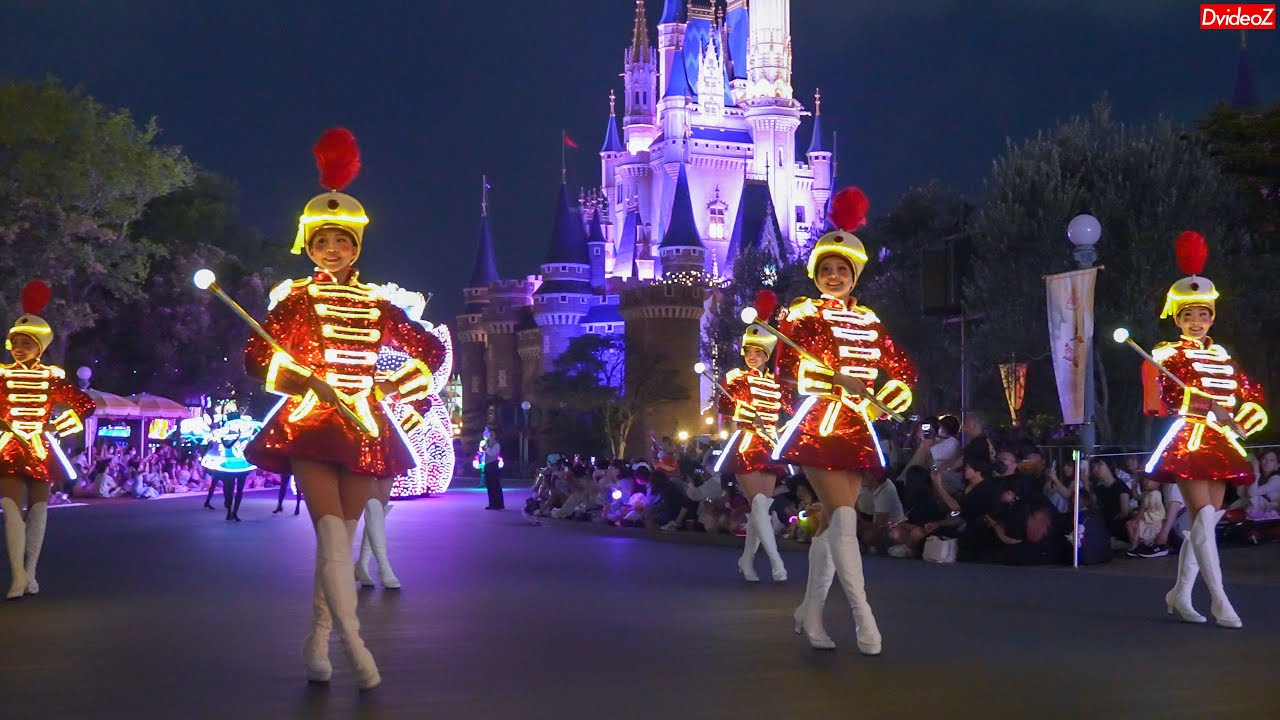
0 79 194 362
966 101 1261 445
538 333 687 458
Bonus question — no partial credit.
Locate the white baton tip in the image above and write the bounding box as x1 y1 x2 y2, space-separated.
740 307 758 324
1111 328 1129 344
193 269 217 290
693 362 707 374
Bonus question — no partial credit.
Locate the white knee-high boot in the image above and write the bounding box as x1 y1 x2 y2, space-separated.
738 500 760 582
23 501 47 596
1190 506 1241 628
2 497 27 600
750 494 786 581
354 519 375 588
1165 530 1205 623
793 532 836 649
826 506 882 655
304 551 334 682
362 500 399 589
316 516 381 689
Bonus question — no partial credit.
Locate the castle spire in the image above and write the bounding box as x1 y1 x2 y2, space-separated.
629 0 652 63
467 176 501 294
1230 30 1258 111
600 90 623 154
806 88 826 154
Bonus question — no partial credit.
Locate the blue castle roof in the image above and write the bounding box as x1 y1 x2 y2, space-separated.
725 179 783 267
807 112 826 154
659 0 686 25
582 300 624 325
1231 42 1258 110
664 48 693 98
660 164 704 250
468 213 501 289
586 210 607 246
600 112 623 154
543 183 590 265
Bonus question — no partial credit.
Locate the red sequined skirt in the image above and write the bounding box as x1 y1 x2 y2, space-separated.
715 429 785 476
774 397 885 473
245 397 415 480
1146 419 1253 487
0 437 55 483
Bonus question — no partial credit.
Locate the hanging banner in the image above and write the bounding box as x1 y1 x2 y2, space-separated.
1045 268 1098 425
998 362 1028 426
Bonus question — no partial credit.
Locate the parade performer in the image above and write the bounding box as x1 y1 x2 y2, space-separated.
353 284 455 590
715 324 791 583
1 281 95 600
242 129 446 689
1146 231 1266 629
772 188 916 654
200 417 261 522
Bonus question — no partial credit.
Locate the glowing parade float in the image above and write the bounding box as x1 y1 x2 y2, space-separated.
372 283 457 498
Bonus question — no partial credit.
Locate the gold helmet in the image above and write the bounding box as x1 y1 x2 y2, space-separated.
808 187 869 283
1160 231 1218 319
291 128 369 257
7 280 53 353
741 324 778 356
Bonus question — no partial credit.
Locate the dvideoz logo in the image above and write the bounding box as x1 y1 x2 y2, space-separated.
1200 4 1277 29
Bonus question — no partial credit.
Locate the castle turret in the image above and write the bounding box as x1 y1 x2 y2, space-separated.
531 184 593 371
623 0 659 153
743 0 801 254
620 279 706 451
805 88 833 219
657 0 687 92
457 178 502 447
658 164 707 277
586 205 608 291
1231 30 1258 111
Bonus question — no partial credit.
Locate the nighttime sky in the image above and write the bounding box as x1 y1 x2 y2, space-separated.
2 1 1275 322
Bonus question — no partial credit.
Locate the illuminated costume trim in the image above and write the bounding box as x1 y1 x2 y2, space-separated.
244 270 447 479
715 325 792 476
0 282 95 483
1145 232 1266 486
773 296 916 471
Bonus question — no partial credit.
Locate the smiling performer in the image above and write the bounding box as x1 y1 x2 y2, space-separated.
1146 231 1266 629
772 188 916 655
243 128 446 689
0 281 95 600
717 322 792 584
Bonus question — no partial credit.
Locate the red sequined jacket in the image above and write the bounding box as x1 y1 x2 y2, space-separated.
773 296 916 472
243 270 446 479
714 367 791 476
0 362 95 483
1146 335 1267 486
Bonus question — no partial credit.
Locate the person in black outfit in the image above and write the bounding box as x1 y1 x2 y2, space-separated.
931 456 1003 561
482 427 504 510
1090 458 1133 542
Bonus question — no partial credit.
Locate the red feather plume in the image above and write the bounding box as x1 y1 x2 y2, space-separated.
1174 230 1208 276
313 128 362 191
828 187 869 232
753 289 778 321
20 280 51 316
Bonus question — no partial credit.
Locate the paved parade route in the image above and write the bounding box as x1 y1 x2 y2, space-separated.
1 488 1276 720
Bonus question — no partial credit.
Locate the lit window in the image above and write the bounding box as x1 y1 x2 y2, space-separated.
795 206 806 223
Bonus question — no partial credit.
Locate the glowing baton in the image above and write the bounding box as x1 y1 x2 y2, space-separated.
1111 328 1246 437
193 269 373 436
741 307 904 422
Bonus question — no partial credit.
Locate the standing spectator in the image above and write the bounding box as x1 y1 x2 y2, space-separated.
483 427 504 510
959 412 994 468
929 415 963 496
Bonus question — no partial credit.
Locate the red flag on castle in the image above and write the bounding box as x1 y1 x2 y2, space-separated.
562 132 579 149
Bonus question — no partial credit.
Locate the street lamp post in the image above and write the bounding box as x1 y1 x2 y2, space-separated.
1067 214 1101 462
519 401 531 478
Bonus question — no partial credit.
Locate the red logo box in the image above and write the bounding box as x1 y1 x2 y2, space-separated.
1201 4 1277 29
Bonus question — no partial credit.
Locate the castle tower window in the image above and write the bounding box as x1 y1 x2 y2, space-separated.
795 206 806 224
498 369 508 389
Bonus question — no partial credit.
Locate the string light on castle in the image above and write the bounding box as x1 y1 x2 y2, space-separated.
656 269 728 289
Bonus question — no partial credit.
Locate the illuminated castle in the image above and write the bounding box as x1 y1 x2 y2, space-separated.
457 0 830 454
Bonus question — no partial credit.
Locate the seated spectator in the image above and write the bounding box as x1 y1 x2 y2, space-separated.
928 415 963 496
856 472 906 554
1125 476 1167 557
1233 450 1280 520
1090 459 1132 547
888 465 951 557
931 456 1003 562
